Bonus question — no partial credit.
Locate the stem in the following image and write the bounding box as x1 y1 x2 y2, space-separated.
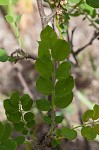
86 15 99 30
69 0 83 13
14 22 22 48
72 120 99 130
50 60 56 134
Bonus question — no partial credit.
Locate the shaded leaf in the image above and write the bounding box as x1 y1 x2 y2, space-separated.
86 0 99 8
26 120 35 128
36 76 53 95
82 110 94 122
43 116 52 124
1 123 11 141
55 76 74 97
54 92 73 108
14 136 25 146
14 122 24 131
61 127 77 140
35 56 54 78
10 91 20 106
55 116 64 124
0 122 4 140
40 25 57 49
36 99 50 111
24 112 34 122
0 139 17 150
81 126 97 141
51 39 71 61
56 61 71 80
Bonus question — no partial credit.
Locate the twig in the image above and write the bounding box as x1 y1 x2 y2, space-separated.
74 31 99 56
11 49 37 62
36 0 60 29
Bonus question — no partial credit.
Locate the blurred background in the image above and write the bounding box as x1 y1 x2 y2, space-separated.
0 0 99 149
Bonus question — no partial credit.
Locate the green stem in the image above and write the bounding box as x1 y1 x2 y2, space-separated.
14 22 22 48
50 60 57 134
72 0 83 9
72 120 99 130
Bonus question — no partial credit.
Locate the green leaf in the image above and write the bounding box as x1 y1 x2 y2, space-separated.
7 112 21 123
82 110 94 122
35 56 54 78
15 14 22 24
14 122 24 131
5 15 14 23
22 98 33 111
40 25 57 49
0 122 4 140
26 119 35 128
51 139 60 148
54 92 73 108
1 123 11 141
14 136 25 146
0 48 9 62
55 116 64 123
55 76 74 97
95 20 99 24
36 99 50 111
81 3 96 18
86 0 99 8
8 56 16 62
24 112 34 122
0 139 17 150
10 91 20 106
94 124 99 135
4 99 19 114
61 127 77 140
21 94 31 106
22 130 28 135
93 104 99 120
81 126 97 141
43 116 52 124
36 76 53 95
56 129 62 136
56 61 71 80
38 41 51 59
51 39 71 61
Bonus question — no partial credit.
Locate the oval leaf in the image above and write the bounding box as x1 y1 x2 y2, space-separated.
35 56 54 78
86 0 99 8
56 61 71 80
54 92 73 108
82 110 94 122
14 136 25 146
24 112 34 122
81 126 97 141
36 76 53 95
61 127 77 140
55 76 74 97
10 91 20 106
51 39 71 61
36 99 50 111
